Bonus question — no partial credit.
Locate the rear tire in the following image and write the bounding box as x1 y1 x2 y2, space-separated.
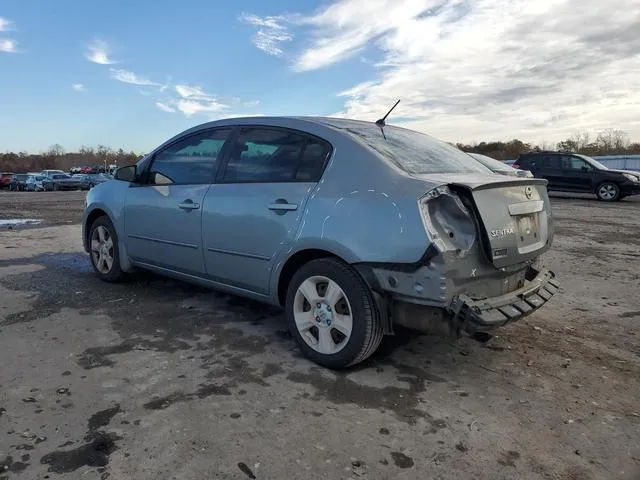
285 258 384 369
89 216 126 282
596 182 620 202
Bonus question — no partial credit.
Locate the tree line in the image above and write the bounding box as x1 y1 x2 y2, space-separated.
0 145 141 173
457 128 640 160
1 128 639 172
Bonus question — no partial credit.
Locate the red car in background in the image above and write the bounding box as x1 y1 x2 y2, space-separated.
0 172 14 189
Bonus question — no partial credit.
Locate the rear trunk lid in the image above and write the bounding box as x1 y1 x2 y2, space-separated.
415 173 553 268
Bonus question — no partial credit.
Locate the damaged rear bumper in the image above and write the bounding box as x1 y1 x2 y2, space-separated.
448 266 558 333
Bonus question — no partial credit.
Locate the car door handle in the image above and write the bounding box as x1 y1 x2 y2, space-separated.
178 200 200 211
268 200 298 211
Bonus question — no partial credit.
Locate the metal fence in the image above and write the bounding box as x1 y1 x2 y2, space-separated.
591 155 640 172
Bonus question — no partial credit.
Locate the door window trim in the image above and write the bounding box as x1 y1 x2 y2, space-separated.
215 125 334 184
136 127 234 186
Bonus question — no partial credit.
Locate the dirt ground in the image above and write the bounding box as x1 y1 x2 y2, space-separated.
0 190 639 480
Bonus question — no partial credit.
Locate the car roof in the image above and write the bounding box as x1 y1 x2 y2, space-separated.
185 115 412 136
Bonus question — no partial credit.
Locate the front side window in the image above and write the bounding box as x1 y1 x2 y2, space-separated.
222 128 331 182
563 156 591 171
147 128 231 185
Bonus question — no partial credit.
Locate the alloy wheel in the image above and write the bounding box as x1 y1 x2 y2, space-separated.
598 183 618 201
91 225 114 274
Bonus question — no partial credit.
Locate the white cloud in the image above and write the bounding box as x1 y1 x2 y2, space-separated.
156 102 176 113
0 17 13 32
239 13 293 57
109 68 160 86
244 0 640 142
0 17 19 53
113 77 261 119
175 98 227 117
175 84 209 99
72 83 86 92
85 39 117 64
0 38 17 53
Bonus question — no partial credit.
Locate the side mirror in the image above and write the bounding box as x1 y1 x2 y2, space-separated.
114 165 137 182
581 166 590 172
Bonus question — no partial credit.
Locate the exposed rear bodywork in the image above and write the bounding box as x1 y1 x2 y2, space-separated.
359 174 556 336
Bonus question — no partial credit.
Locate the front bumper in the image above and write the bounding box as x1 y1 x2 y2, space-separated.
620 183 640 196
448 266 558 333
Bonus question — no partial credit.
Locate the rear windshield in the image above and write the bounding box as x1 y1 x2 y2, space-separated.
340 123 490 174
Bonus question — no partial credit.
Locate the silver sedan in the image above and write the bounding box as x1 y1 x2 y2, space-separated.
82 116 558 368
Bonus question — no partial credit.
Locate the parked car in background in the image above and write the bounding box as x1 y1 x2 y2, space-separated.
83 116 558 368
0 172 13 189
85 173 113 188
71 174 92 190
26 174 46 191
40 169 67 178
70 166 94 175
9 174 29 191
42 173 86 191
515 151 640 201
467 153 533 178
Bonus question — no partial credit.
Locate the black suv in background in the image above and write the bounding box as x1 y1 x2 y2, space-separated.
514 152 640 201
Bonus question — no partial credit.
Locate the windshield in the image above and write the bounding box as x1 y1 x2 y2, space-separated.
576 154 608 170
340 123 490 175
468 153 513 172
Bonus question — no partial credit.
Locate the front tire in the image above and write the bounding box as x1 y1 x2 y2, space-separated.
89 216 126 282
596 182 620 202
285 258 384 369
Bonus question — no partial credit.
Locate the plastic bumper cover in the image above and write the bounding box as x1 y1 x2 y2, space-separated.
448 266 558 333
621 183 640 196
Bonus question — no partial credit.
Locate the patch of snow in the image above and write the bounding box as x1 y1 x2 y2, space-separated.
0 218 42 226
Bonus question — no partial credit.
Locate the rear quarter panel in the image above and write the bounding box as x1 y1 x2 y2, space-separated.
271 133 437 276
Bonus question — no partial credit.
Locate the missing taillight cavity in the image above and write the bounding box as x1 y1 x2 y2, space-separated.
419 187 477 256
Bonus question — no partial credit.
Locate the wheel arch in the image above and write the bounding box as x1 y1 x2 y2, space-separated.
83 207 112 252
83 205 134 272
276 248 344 306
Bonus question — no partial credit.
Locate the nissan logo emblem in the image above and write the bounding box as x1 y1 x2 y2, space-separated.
525 186 533 199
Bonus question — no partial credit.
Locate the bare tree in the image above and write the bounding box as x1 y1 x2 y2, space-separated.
597 128 629 153
47 144 65 157
570 130 591 150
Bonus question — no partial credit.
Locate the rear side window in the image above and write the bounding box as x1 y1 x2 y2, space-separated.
340 123 488 174
148 128 231 185
545 156 562 169
222 127 331 183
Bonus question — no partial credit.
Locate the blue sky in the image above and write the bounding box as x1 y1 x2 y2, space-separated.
1 0 639 153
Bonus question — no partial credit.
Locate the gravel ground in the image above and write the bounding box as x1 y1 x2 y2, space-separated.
0 191 639 480
0 191 85 226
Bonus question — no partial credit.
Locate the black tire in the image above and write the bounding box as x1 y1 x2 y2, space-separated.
595 182 620 202
88 216 126 282
285 258 384 369
53 183 59 191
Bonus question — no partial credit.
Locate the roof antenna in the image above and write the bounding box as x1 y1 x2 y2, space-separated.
375 99 400 127
375 99 400 140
